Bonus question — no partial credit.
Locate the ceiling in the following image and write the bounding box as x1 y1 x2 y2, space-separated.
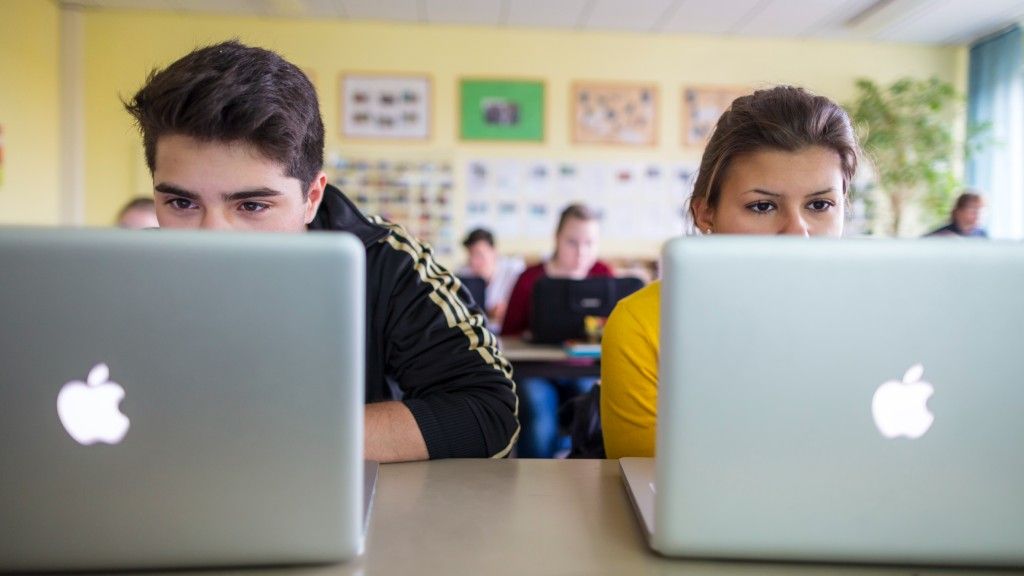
59 0 1024 44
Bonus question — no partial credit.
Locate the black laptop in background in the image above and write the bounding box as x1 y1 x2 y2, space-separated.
529 276 644 344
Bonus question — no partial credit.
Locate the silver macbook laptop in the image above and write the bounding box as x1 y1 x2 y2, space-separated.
622 237 1024 567
0 228 370 571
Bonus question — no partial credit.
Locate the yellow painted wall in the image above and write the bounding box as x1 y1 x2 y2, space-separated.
0 0 60 225
80 9 966 257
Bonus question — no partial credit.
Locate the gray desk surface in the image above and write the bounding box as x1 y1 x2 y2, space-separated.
112 459 1022 576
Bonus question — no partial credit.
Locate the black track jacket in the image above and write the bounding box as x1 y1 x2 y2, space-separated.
309 184 519 458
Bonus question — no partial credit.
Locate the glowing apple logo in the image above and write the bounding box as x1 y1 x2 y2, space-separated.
871 364 935 439
57 363 130 445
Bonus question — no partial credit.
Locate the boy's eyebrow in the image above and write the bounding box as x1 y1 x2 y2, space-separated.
155 184 285 201
154 183 199 200
223 188 284 202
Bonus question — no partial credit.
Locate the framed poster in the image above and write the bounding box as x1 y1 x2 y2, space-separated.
681 86 749 146
571 82 658 146
340 73 431 140
459 78 545 142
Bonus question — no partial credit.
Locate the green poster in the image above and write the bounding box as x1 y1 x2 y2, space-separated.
459 79 545 142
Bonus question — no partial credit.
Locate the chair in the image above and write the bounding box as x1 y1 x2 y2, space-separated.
560 382 606 459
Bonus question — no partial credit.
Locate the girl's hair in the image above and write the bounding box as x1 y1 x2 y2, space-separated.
556 203 599 235
552 203 599 261
688 86 860 225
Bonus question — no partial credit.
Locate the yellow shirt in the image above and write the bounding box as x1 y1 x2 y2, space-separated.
600 281 660 458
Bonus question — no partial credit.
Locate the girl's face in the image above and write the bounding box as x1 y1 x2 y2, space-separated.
694 146 845 238
553 217 600 278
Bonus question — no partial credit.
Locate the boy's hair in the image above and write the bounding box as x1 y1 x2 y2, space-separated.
953 191 983 214
124 40 323 193
463 228 496 249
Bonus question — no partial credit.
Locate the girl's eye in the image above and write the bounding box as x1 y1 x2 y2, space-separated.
808 199 835 212
748 201 775 214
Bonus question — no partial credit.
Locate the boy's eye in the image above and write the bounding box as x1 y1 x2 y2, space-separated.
168 198 196 210
240 202 268 213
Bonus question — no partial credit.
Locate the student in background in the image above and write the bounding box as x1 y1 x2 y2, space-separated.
601 86 860 458
925 191 988 237
116 197 159 229
502 204 612 337
124 41 517 463
502 203 612 457
458 228 525 331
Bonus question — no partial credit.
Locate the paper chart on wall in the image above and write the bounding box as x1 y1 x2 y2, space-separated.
599 163 636 239
463 158 697 244
521 161 557 238
465 160 492 233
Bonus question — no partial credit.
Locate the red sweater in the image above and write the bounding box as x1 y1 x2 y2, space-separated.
501 261 614 337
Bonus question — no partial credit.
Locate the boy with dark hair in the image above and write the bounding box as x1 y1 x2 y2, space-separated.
458 228 524 331
125 41 518 462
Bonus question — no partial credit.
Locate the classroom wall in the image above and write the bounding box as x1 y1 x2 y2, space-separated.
0 0 61 226
77 9 966 261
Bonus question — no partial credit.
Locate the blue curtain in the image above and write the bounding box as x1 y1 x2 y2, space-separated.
966 25 1023 239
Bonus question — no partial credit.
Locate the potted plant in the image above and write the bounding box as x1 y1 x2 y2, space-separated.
847 77 984 236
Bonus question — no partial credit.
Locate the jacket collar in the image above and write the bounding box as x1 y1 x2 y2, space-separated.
307 183 389 247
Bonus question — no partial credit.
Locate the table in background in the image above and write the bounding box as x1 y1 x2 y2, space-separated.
500 336 600 380
92 459 1024 576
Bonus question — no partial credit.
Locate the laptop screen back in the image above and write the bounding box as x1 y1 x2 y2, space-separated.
0 228 366 571
655 237 1024 566
530 276 643 343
